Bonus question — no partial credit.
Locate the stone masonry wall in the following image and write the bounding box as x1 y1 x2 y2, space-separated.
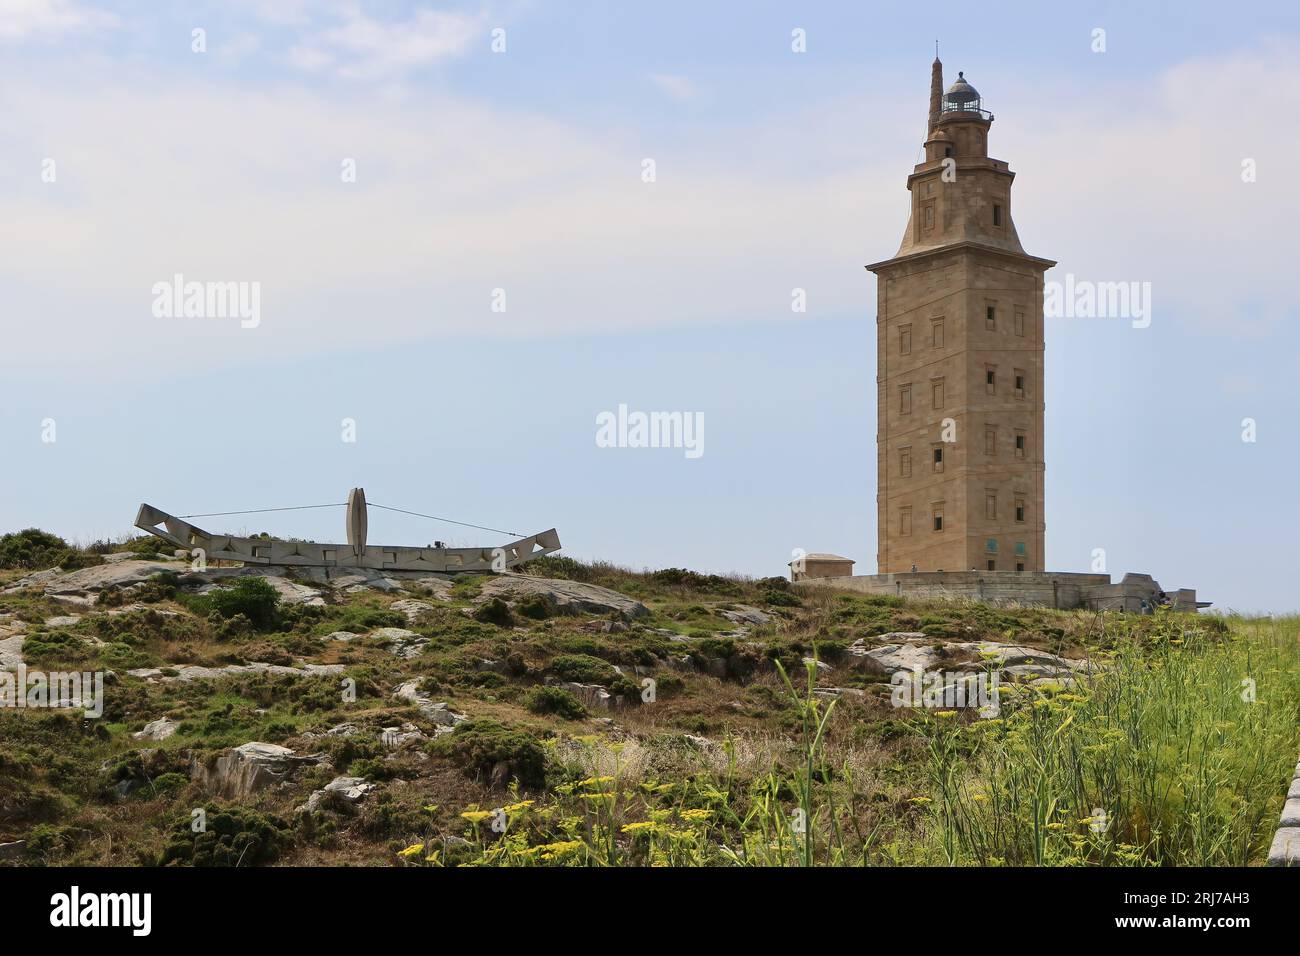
1268 755 1300 866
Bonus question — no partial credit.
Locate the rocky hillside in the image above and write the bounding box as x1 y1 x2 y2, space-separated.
0 534 1296 867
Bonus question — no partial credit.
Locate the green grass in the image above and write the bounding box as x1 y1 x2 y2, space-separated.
915 611 1300 866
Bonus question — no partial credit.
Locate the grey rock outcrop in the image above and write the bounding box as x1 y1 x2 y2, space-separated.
369 627 428 659
722 606 772 628
127 662 344 683
0 568 64 593
191 742 326 799
380 723 426 748
392 681 467 731
0 632 25 669
132 717 180 741
476 575 649 619
189 568 325 606
300 775 376 814
847 640 941 675
390 599 438 623
37 560 176 606
554 680 613 710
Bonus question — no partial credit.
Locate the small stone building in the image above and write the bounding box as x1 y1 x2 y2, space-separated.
789 553 855 582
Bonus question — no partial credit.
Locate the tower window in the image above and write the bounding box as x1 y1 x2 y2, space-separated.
931 319 945 348
1014 311 1025 336
987 559 996 571
1015 433 1026 458
900 448 912 477
933 447 944 472
992 204 1002 227
1014 371 1025 398
900 385 912 414
985 493 997 519
900 507 912 536
944 146 952 158
986 305 996 330
1016 563 1025 572
900 325 912 355
1015 542 1027 557
986 367 996 393
932 379 944 409
933 511 943 532
986 538 998 553
1015 498 1025 522
984 425 996 456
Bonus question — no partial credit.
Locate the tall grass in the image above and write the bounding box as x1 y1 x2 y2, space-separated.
397 613 1299 867
918 612 1300 865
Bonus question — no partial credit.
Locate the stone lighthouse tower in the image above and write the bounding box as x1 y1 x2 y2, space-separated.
867 58 1055 574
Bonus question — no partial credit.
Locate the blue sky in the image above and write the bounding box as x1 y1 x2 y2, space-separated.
2 1 1298 613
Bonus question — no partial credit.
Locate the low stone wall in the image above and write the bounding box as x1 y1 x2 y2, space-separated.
794 570 1204 613
1268 756 1300 866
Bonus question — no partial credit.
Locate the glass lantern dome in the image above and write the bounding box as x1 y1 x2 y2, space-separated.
940 72 992 119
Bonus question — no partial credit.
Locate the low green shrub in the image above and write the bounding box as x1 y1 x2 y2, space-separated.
516 593 556 620
430 719 546 788
0 529 94 571
548 653 616 684
523 685 587 720
157 805 294 867
184 577 281 630
473 597 515 627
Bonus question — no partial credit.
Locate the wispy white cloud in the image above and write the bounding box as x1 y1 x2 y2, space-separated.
287 5 488 79
0 0 114 40
649 73 698 101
